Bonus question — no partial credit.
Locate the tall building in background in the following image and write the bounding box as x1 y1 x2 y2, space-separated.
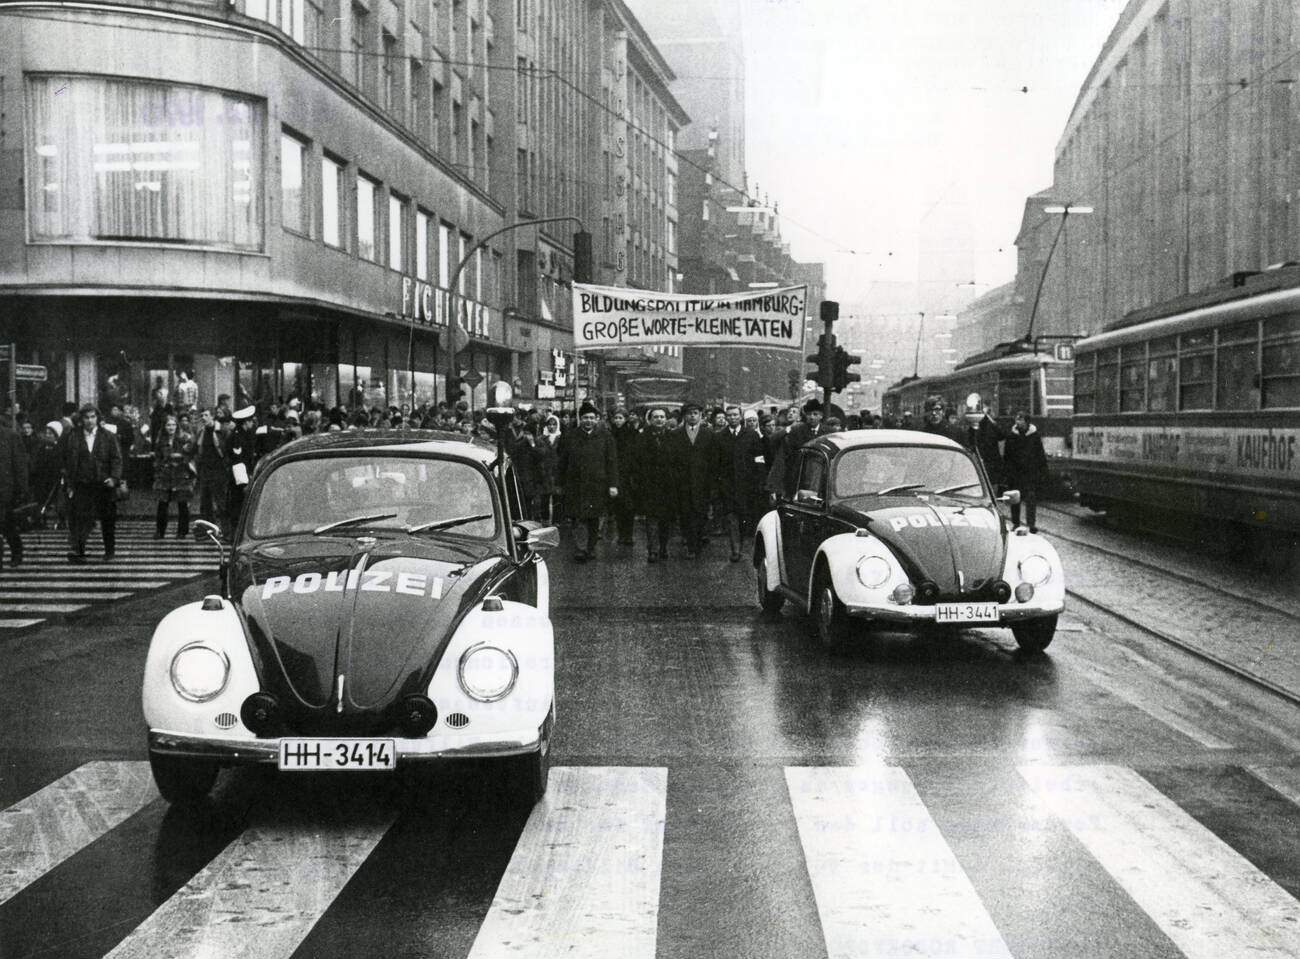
625 0 746 189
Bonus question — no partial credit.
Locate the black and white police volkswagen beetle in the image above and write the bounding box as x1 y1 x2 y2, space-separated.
754 429 1064 652
143 384 558 805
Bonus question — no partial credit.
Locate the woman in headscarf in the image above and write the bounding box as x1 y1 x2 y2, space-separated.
534 414 562 524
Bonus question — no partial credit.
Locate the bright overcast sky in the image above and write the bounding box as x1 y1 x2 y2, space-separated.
741 0 1127 303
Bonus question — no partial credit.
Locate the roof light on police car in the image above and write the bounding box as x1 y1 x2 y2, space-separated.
1018 554 1053 587
170 643 230 702
458 643 519 702
856 555 892 589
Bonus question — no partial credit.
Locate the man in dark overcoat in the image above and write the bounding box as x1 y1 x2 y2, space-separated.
1003 410 1049 532
0 420 30 569
770 399 824 500
607 408 639 546
715 405 766 562
667 400 720 558
62 405 122 562
964 402 1005 492
557 401 619 562
224 406 260 534
634 407 677 563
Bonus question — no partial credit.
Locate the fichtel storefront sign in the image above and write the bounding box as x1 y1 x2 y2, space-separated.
399 277 493 339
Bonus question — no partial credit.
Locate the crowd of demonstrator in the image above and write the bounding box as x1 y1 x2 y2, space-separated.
0 389 1048 570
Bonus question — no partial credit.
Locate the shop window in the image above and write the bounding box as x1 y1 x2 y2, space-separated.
357 173 379 262
26 75 264 250
281 130 310 235
439 222 453 288
321 154 345 248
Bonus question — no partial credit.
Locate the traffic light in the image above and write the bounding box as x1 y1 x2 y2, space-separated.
832 347 861 392
573 231 593 284
447 374 467 405
807 332 836 391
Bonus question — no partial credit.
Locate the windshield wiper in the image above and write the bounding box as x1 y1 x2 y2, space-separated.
874 483 925 496
313 512 398 535
932 482 980 496
405 513 493 534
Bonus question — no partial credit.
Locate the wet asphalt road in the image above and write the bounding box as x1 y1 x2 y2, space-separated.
1 514 1299 959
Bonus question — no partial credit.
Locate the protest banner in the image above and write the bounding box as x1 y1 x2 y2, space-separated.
572 283 808 351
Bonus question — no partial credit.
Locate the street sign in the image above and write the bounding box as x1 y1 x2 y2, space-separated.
461 368 484 388
14 364 47 383
0 344 11 361
1054 343 1074 362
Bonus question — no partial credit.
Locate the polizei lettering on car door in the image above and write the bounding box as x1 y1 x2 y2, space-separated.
261 571 446 600
888 510 998 532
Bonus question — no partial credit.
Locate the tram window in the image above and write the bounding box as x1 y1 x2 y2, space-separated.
1263 313 1300 339
1262 333 1300 408
1219 319 1259 344
1147 355 1177 411
1179 352 1213 410
1215 341 1259 410
1074 366 1095 414
1120 345 1146 412
1096 349 1119 413
1181 330 1214 351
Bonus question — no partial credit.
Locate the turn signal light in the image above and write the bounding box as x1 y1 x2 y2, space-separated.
890 583 915 605
1014 583 1035 603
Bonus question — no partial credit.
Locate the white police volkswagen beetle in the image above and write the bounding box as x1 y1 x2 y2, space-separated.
754 429 1065 652
142 388 558 806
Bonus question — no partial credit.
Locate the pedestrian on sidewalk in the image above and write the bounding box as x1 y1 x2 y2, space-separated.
152 414 196 539
62 405 122 562
0 417 30 569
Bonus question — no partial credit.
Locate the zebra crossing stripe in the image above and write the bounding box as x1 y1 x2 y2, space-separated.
1246 766 1300 807
0 580 172 590
104 813 396 959
1020 764 1300 958
785 766 1012 959
466 766 667 959
0 761 159 906
0 603 88 613
0 591 132 601
0 619 44 628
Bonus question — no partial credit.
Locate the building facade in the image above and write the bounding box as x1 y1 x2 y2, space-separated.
0 0 687 424
1030 0 1300 338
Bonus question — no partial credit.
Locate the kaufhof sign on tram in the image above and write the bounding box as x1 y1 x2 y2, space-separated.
1073 425 1298 480
571 283 807 351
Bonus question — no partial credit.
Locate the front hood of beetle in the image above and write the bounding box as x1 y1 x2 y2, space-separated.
231 535 507 728
832 497 1006 597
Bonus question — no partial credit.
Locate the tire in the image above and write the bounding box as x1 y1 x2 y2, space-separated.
756 550 784 614
509 708 553 807
812 567 851 651
149 752 219 806
1012 614 1057 653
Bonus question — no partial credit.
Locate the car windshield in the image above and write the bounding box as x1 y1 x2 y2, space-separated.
248 454 498 539
833 445 986 501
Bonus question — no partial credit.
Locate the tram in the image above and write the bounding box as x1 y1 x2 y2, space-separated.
882 343 1075 481
1071 266 1300 561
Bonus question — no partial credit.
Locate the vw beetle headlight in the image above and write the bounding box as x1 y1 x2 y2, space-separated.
170 643 230 702
458 643 519 702
856 555 892 589
1018 554 1053 587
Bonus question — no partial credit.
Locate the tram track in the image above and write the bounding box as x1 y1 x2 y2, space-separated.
1033 504 1300 708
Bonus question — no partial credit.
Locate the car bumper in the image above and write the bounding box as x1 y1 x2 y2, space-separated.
843 600 1064 624
147 726 543 765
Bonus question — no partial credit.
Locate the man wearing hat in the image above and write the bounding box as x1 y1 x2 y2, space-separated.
61 404 122 562
224 405 259 533
557 401 619 562
769 398 825 500
666 400 719 558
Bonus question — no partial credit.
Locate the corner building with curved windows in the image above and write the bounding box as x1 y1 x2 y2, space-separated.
0 0 687 422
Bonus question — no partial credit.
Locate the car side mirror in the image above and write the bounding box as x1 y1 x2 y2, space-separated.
999 489 1022 506
794 489 824 508
192 519 229 586
514 522 560 551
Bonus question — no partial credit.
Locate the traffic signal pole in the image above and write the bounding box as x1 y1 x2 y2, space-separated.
819 300 838 412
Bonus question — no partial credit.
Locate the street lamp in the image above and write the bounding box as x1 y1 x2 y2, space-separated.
1026 203 1093 345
